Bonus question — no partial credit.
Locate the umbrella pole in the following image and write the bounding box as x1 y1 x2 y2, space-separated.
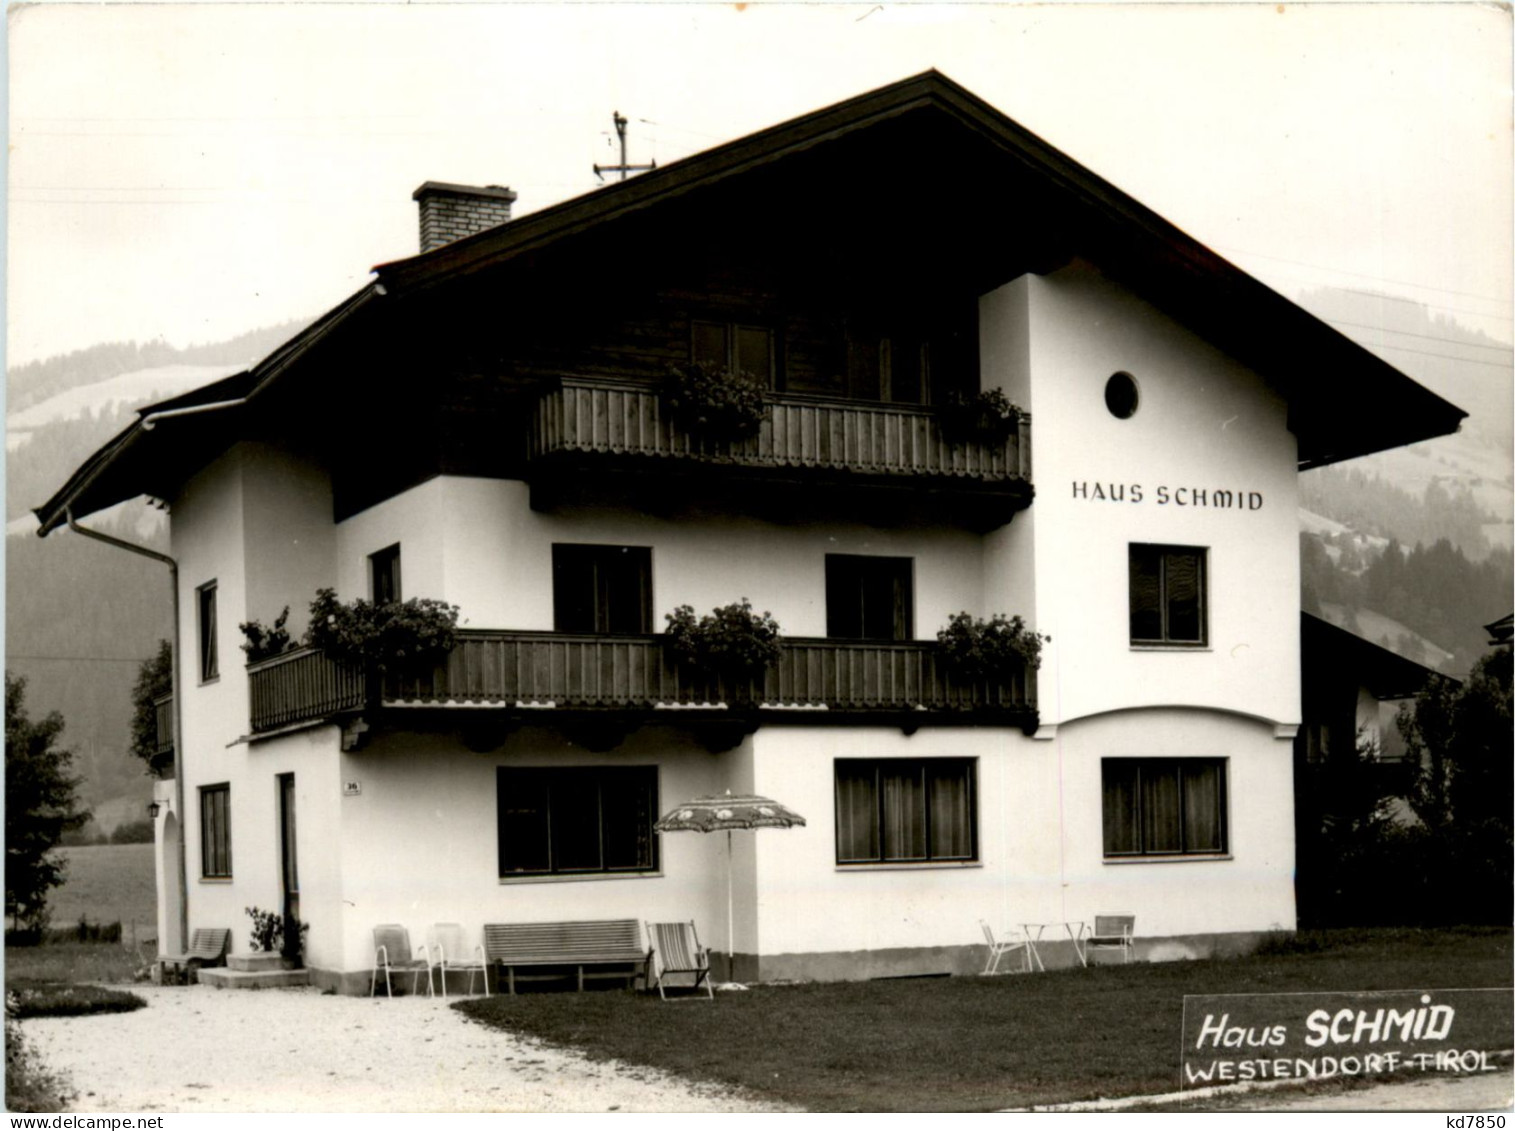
726 829 735 983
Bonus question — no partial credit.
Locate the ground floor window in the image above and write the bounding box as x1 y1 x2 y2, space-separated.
835 758 976 864
1102 758 1227 857
199 783 231 878
497 766 658 876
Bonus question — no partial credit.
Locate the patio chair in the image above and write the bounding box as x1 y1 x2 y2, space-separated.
1082 915 1136 964
370 924 434 998
429 922 489 997
979 921 1031 975
645 921 714 1000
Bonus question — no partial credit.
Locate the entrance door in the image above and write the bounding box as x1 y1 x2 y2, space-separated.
277 774 299 961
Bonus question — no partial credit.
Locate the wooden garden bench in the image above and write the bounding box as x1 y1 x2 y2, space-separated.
160 928 231 984
484 919 650 994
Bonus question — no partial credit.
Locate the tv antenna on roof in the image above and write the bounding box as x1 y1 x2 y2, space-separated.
594 111 657 182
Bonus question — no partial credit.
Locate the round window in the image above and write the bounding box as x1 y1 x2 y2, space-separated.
1105 372 1139 419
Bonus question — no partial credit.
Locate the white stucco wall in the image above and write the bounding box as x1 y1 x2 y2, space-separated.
743 710 1293 971
1050 709 1297 938
171 447 251 920
240 443 337 641
980 263 1301 728
329 725 739 977
335 477 990 639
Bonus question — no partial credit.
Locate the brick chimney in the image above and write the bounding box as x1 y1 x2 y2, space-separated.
412 182 519 253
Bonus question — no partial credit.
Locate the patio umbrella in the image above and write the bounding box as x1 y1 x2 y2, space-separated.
654 791 806 982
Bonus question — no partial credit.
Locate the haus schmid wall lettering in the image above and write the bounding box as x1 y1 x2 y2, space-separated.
1070 481 1264 510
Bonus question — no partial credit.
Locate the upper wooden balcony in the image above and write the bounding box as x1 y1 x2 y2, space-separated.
247 630 1037 742
526 378 1033 529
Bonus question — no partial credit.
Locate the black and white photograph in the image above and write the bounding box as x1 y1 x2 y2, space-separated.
5 1 1511 1119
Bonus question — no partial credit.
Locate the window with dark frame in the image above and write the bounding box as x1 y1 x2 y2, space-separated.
835 758 977 865
841 302 977 406
1129 544 1207 646
552 544 653 635
200 783 232 878
196 581 219 682
369 544 402 604
825 555 913 641
692 319 774 386
497 766 658 877
1101 758 1227 858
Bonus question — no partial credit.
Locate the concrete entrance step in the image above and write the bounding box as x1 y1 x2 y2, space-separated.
199 966 310 989
226 953 294 973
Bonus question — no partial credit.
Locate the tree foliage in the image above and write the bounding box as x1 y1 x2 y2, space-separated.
128 639 174 778
1300 531 1513 674
1398 648 1513 834
5 673 89 933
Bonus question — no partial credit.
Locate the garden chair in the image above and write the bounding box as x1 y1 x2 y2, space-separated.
370 924 434 997
160 927 231 985
645 921 714 999
429 922 489 997
1081 915 1136 964
979 921 1031 975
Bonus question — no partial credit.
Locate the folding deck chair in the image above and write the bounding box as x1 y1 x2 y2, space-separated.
645 921 714 1000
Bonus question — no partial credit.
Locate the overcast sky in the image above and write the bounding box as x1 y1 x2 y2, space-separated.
7 3 1512 371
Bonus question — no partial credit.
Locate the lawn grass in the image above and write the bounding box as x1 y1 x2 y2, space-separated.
7 981 146 1018
457 927 1513 1112
5 940 149 986
45 845 157 944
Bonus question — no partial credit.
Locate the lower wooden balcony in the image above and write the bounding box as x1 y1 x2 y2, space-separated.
153 693 175 760
247 631 1038 742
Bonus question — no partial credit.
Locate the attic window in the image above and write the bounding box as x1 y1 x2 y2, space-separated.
1105 372 1140 419
692 320 773 385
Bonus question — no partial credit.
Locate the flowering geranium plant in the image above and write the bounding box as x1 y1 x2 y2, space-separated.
304 588 460 674
936 612 1048 677
239 607 293 663
937 388 1022 447
662 363 768 444
664 599 782 679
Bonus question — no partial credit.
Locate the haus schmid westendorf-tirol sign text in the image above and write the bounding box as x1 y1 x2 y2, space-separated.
1181 990 1512 1090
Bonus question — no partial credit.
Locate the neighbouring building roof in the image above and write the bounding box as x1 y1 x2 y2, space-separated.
1301 611 1452 700
34 70 1467 536
1485 613 1513 647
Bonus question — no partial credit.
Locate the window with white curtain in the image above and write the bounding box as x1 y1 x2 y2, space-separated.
1102 758 1227 857
835 758 976 865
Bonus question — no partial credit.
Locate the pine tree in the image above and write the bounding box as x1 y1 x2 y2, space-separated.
5 673 89 934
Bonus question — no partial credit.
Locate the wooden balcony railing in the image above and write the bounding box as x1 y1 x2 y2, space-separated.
383 631 1034 716
153 693 175 757
248 647 365 733
530 378 1031 484
248 633 1035 735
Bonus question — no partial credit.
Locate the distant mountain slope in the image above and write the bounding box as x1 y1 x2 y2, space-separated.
1317 601 1457 671
6 319 312 828
8 364 237 444
7 320 307 414
1295 287 1513 543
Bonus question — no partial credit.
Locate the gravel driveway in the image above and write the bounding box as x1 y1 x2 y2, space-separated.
24 984 1510 1114
23 984 790 1113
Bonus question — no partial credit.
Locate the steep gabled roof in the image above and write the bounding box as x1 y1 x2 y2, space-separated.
35 70 1466 536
